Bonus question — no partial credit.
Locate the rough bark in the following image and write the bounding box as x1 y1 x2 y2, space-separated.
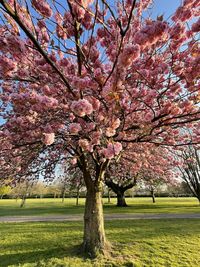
20 196 26 208
108 188 111 203
76 188 80 206
105 179 137 207
78 155 110 257
151 189 156 203
62 191 65 203
82 184 109 257
117 191 128 207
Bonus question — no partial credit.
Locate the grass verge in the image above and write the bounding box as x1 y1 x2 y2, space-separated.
0 219 200 266
0 197 199 217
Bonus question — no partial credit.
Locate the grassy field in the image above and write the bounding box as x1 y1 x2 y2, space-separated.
0 219 200 267
0 197 199 217
0 198 200 266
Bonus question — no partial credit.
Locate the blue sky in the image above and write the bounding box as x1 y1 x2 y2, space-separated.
151 0 181 18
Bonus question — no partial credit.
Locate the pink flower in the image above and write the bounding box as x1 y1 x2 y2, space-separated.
192 18 200 32
43 133 55 145
70 157 77 165
119 44 140 67
69 123 82 134
87 97 101 110
106 128 116 137
102 142 122 159
0 56 17 76
112 118 121 129
91 131 102 145
32 0 52 18
71 99 93 117
79 139 90 151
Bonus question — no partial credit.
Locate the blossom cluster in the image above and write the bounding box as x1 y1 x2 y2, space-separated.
101 142 122 159
32 0 52 18
43 133 55 145
71 99 93 117
134 21 169 48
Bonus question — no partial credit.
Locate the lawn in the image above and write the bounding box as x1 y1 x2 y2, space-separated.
0 219 200 267
0 197 199 217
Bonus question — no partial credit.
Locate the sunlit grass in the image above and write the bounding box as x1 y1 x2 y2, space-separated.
0 219 200 266
0 197 199 217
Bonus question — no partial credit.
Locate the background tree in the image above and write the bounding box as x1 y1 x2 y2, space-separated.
0 0 200 257
106 144 177 206
10 180 34 207
178 146 200 203
0 185 11 199
32 181 48 198
105 159 138 207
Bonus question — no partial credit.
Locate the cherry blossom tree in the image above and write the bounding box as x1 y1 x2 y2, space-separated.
106 143 177 206
141 169 177 203
0 0 200 257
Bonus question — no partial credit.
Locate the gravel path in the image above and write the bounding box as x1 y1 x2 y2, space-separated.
0 213 200 222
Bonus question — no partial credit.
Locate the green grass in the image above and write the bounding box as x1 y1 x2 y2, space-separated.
0 197 199 217
0 219 200 266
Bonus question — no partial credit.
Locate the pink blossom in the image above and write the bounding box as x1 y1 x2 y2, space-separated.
106 128 116 137
70 157 77 165
0 56 17 76
111 118 121 129
69 123 82 134
134 21 169 48
71 99 93 117
87 97 100 110
79 139 90 151
192 18 200 32
119 44 140 67
43 133 55 145
102 142 122 159
91 131 102 145
32 0 52 17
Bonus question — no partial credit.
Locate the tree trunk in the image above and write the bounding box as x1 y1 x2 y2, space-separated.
20 196 26 208
62 191 65 203
108 188 111 203
82 185 109 257
151 190 156 203
1 195 4 199
117 192 127 207
76 189 80 206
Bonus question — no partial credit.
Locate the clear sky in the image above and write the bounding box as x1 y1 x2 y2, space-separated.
151 0 181 18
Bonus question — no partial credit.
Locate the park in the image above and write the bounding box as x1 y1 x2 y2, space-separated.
0 197 200 266
0 0 200 266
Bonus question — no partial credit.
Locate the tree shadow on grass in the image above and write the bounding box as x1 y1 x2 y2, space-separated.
0 245 83 267
104 203 200 213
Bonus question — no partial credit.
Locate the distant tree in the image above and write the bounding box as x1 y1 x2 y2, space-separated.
106 144 177 206
0 185 11 199
47 183 62 198
140 160 178 203
178 146 200 203
105 162 137 207
32 182 48 198
10 180 34 207
166 181 191 197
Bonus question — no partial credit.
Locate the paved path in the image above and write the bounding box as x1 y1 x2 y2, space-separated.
0 213 200 222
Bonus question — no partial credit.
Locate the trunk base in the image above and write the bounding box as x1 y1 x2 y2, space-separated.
81 240 111 258
117 202 128 207
117 194 128 207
